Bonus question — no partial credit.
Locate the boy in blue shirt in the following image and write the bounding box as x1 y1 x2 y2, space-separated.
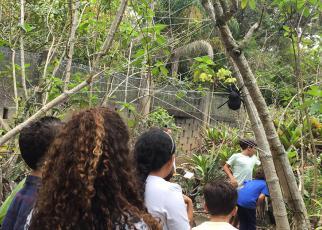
237 169 269 230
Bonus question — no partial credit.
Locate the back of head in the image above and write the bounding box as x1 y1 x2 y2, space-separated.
29 108 159 229
255 168 266 180
239 138 257 150
204 181 237 216
134 128 175 184
19 116 63 170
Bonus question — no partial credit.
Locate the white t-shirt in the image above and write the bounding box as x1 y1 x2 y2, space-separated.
226 153 260 187
144 175 190 230
192 221 237 230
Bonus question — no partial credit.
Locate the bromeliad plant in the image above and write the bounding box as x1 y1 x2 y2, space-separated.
276 116 322 166
201 124 239 155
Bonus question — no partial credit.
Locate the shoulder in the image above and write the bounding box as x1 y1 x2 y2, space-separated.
232 153 243 159
227 153 240 164
7 190 25 210
146 176 182 194
252 179 266 187
251 155 261 163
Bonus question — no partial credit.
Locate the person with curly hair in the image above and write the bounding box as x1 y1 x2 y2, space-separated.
134 128 192 230
27 108 160 230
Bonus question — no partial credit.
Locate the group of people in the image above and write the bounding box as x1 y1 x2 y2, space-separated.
0 107 270 230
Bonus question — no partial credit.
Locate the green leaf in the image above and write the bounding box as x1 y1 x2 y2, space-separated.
296 0 306 10
283 25 290 32
303 8 311 17
249 0 256 9
306 86 322 97
154 24 167 33
194 57 204 62
134 49 145 59
152 67 159 76
241 0 248 9
19 23 34 33
159 66 169 76
0 52 4 62
155 35 166 45
0 39 9 46
0 179 26 224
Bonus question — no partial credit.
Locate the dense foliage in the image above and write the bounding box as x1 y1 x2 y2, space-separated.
0 0 321 228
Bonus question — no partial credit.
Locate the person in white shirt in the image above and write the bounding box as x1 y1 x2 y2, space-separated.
192 181 238 230
134 128 192 230
223 139 260 188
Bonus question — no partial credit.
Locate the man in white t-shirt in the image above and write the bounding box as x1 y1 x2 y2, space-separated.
192 181 238 230
223 139 260 188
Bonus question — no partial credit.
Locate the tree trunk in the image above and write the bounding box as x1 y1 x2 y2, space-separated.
19 0 27 99
138 1 155 117
138 65 153 117
232 60 290 229
63 0 80 91
200 1 309 229
124 42 133 103
11 49 19 113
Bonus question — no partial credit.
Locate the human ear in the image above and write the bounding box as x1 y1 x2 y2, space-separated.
204 202 208 213
231 206 238 216
165 155 175 172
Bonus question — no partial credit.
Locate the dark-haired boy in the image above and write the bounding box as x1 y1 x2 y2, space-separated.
2 117 62 230
223 139 260 188
237 169 269 230
193 181 237 230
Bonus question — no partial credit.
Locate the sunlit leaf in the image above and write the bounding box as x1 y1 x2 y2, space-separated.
249 0 256 10
241 0 248 9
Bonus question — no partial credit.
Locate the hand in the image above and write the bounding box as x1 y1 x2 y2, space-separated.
183 194 192 205
230 178 238 188
183 195 194 223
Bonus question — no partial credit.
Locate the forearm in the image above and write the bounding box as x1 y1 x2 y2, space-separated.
223 164 234 179
186 200 193 223
257 194 266 206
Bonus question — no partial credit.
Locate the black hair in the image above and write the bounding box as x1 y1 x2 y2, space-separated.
255 168 266 180
134 128 176 184
19 116 63 170
239 138 257 150
204 181 237 216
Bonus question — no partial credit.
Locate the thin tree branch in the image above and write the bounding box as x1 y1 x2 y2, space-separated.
0 0 128 146
0 117 10 132
219 0 229 15
63 0 80 92
239 8 264 49
124 41 133 103
201 0 216 24
11 48 18 113
238 22 259 49
0 70 104 147
222 0 238 22
93 0 128 65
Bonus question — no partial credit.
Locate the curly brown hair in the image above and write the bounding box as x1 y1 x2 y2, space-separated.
29 107 160 230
